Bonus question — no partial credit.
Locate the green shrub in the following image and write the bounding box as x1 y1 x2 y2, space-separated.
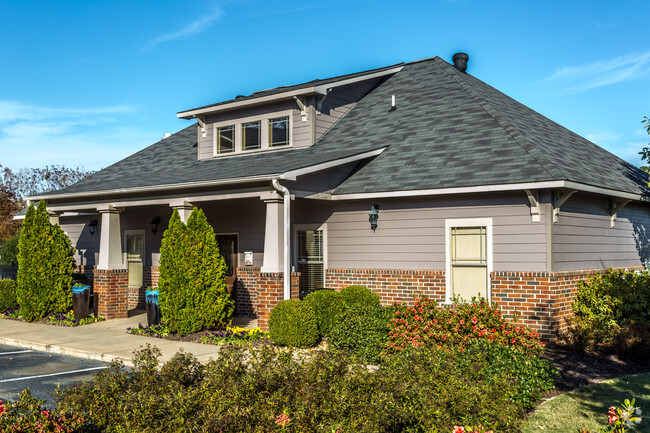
268 299 319 348
0 234 19 266
339 284 381 310
158 208 235 335
0 279 17 312
329 305 392 363
563 269 650 356
1 389 87 432
386 296 544 356
16 201 74 322
57 344 526 433
302 289 345 336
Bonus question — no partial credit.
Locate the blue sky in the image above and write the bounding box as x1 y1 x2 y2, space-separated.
0 0 648 172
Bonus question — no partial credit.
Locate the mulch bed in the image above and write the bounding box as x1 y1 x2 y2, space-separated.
541 342 650 396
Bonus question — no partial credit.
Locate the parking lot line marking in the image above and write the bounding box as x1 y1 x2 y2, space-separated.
0 366 108 383
0 350 33 355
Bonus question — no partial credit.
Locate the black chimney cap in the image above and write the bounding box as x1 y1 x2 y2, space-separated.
452 52 469 73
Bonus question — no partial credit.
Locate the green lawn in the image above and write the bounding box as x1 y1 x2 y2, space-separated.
522 373 650 433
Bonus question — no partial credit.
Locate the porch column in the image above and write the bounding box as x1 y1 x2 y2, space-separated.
47 210 60 226
94 206 127 319
261 197 284 273
171 201 194 223
97 206 123 270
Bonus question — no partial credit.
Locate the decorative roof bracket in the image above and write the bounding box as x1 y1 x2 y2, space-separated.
195 115 207 138
316 89 332 115
524 189 540 223
553 189 577 223
293 96 308 121
610 198 631 227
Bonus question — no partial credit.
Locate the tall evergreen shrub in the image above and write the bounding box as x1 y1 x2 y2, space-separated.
158 208 234 335
16 201 74 321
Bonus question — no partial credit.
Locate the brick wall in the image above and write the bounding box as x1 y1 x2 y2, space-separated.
326 268 446 305
236 267 300 330
323 267 642 341
92 268 128 319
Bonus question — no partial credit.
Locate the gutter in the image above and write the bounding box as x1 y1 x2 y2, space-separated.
272 179 292 300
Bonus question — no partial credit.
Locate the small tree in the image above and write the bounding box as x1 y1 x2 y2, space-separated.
0 234 19 266
16 201 74 321
639 116 650 173
158 208 234 335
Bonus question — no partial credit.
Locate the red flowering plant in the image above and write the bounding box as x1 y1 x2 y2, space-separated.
0 389 87 433
578 398 642 433
385 296 544 356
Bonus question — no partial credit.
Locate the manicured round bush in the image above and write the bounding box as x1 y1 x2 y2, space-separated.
339 285 380 310
329 305 392 363
0 279 17 311
268 299 319 348
303 289 345 336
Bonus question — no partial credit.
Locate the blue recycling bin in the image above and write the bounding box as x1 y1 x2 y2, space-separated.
145 289 160 326
72 285 90 321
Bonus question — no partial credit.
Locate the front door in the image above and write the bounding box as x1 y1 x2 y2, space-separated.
216 235 238 295
125 231 144 288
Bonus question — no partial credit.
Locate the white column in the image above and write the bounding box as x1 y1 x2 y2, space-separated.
170 201 194 223
97 206 123 270
48 211 60 226
261 198 284 273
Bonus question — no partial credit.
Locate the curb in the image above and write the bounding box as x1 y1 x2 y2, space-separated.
0 337 135 367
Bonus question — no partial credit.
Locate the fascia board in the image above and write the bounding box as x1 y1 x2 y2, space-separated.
330 181 648 202
177 66 403 119
28 174 279 201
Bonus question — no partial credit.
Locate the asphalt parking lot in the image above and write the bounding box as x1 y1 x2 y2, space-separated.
0 344 108 408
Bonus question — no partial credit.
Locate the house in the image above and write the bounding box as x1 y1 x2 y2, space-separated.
29 53 650 339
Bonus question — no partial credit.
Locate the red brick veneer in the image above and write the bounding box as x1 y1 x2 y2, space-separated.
92 268 128 319
236 267 300 330
325 268 446 305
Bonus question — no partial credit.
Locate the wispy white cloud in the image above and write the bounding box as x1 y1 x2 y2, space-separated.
146 7 223 49
540 51 650 94
0 100 154 170
586 128 646 166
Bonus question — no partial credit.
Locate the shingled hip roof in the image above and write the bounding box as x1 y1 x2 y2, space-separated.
33 56 649 201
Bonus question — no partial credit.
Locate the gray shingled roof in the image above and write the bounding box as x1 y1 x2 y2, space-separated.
41 56 649 199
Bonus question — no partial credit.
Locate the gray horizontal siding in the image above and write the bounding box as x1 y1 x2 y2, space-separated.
553 194 650 271
318 194 546 272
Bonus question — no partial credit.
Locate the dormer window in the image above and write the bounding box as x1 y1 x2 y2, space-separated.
212 110 293 158
269 116 289 147
242 121 261 151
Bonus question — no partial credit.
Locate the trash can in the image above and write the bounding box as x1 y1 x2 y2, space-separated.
145 289 160 326
72 285 90 321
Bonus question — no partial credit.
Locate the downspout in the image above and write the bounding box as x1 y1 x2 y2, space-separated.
272 179 291 300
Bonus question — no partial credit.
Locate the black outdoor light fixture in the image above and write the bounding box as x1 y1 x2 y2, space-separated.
150 216 161 234
368 204 379 232
88 219 98 236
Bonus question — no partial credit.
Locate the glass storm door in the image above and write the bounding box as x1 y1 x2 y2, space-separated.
126 232 144 287
216 235 238 294
298 230 324 296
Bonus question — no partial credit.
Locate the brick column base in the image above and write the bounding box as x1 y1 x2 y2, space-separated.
93 268 128 319
235 267 300 330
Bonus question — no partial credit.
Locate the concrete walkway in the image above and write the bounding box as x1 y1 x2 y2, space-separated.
0 312 257 366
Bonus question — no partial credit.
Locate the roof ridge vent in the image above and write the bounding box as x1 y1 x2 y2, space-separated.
452 52 469 73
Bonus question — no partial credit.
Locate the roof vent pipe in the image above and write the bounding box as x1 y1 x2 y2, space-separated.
452 52 469 73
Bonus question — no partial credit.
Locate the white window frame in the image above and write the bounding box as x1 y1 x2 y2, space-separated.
293 223 328 288
445 218 493 303
212 109 293 158
123 229 146 288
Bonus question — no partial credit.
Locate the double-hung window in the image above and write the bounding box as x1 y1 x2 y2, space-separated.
446 218 492 302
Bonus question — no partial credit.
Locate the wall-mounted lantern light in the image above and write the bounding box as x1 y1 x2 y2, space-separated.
368 204 379 232
88 219 98 236
150 216 161 234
